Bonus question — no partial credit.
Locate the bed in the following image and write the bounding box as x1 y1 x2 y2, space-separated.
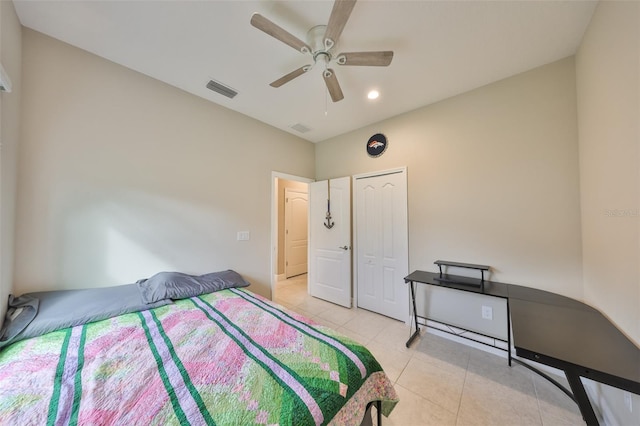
0 270 398 425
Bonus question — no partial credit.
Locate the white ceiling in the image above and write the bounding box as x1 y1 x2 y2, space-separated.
13 0 597 143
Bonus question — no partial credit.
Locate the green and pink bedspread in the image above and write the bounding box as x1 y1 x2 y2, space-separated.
0 288 398 425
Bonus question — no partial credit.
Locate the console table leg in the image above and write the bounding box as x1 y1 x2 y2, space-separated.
406 329 420 348
406 280 421 348
507 301 512 366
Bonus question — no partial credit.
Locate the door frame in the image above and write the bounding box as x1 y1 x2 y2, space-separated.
352 166 409 322
270 171 314 299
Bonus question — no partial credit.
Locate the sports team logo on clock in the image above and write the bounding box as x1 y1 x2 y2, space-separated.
366 133 388 157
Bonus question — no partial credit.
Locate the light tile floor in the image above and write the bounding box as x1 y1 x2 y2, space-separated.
273 275 584 426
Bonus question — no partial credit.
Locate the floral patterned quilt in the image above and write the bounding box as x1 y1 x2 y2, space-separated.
0 288 398 425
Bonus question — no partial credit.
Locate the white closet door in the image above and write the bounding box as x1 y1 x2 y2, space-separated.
355 169 408 321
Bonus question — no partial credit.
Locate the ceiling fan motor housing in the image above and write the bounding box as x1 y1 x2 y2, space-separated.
308 25 333 61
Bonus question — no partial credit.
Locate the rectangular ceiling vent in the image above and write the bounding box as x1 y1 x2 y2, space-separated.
290 123 312 134
206 79 238 99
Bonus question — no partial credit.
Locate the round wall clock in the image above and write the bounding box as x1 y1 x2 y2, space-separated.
366 133 388 157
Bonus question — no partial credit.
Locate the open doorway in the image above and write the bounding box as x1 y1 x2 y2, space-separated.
271 172 312 301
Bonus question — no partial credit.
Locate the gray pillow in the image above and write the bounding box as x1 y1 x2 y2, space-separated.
137 270 250 303
0 294 39 343
0 284 172 349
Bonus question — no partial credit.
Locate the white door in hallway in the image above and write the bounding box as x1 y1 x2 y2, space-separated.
355 169 409 321
285 188 308 278
308 177 352 307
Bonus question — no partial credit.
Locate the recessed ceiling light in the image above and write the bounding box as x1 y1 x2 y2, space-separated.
367 90 379 100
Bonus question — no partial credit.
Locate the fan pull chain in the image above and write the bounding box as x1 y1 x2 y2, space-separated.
325 88 328 116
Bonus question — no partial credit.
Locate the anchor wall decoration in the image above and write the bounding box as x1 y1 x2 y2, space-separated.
324 179 335 229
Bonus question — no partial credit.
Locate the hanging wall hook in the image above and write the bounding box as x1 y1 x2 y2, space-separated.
324 208 334 229
324 179 335 229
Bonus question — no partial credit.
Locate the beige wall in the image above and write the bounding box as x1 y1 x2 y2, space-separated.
15 29 315 299
576 4 639 419
0 0 21 325
576 0 639 345
317 57 583 300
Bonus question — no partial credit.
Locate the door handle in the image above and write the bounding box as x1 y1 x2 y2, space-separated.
339 246 350 250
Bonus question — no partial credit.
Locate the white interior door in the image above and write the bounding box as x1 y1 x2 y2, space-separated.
355 169 408 321
308 177 352 307
284 188 308 278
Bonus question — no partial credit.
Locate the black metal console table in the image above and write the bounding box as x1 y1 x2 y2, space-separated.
404 267 512 365
404 268 640 426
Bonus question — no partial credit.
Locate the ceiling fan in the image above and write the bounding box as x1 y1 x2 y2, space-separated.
250 0 393 102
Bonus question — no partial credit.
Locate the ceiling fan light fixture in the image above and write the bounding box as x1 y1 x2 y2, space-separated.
315 51 331 69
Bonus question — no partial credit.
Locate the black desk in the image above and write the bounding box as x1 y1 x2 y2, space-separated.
509 285 640 425
405 270 640 426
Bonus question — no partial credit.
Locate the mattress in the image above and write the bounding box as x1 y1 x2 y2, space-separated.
0 286 398 425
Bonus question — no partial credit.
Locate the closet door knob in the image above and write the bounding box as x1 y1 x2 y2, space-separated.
339 245 350 250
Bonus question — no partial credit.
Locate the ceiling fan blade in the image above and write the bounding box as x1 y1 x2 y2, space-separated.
270 65 311 88
323 0 357 49
251 13 311 53
322 68 344 102
336 51 394 66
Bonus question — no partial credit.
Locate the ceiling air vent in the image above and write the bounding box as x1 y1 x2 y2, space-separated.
290 123 311 134
206 79 238 99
